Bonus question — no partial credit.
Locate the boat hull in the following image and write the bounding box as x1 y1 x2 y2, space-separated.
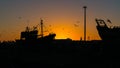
97 26 120 41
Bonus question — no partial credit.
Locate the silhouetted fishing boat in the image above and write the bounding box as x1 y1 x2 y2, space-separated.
96 18 120 41
16 19 56 43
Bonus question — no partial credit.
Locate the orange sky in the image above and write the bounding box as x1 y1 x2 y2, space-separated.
0 0 120 41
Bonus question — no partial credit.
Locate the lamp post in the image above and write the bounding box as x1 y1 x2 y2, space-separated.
83 6 87 41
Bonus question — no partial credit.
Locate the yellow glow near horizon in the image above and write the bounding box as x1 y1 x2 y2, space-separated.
0 17 101 41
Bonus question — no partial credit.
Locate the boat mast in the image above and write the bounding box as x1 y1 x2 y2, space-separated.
40 19 43 38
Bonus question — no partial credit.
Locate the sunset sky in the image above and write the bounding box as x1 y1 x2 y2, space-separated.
0 0 120 41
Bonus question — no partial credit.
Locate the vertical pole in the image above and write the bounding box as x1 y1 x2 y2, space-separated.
41 19 43 38
83 6 87 41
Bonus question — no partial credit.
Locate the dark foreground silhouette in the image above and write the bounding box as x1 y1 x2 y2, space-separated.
0 40 120 68
0 19 120 68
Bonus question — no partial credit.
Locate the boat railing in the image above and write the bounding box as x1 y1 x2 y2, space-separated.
95 18 108 27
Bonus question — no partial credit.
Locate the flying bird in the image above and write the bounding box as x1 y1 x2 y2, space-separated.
74 24 79 27
107 19 112 23
18 16 22 19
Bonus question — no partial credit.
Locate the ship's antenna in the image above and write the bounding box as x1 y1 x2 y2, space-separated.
26 20 30 31
27 20 29 27
40 19 43 37
83 6 87 41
